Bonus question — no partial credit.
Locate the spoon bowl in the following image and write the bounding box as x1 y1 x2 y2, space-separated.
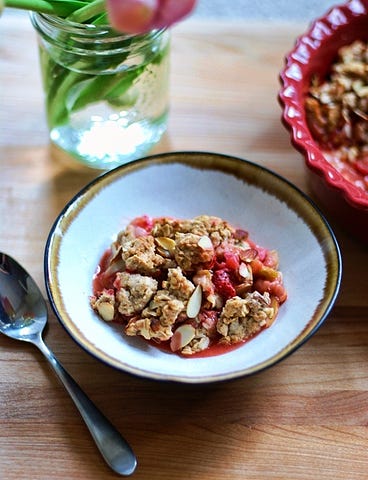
0 252 137 476
0 254 47 340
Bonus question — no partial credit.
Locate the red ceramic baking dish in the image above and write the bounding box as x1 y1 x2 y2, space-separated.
279 0 368 243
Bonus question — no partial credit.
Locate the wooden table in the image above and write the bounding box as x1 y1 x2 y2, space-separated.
1 10 368 480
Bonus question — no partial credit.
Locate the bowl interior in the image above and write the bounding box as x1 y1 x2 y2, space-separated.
45 152 341 383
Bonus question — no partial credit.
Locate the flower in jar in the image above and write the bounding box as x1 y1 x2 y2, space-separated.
106 0 197 34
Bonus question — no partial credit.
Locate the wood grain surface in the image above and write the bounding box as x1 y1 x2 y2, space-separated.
1 10 368 480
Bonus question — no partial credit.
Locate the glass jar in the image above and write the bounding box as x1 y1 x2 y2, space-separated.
31 13 170 170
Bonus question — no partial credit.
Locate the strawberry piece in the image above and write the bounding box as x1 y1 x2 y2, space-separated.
212 269 236 299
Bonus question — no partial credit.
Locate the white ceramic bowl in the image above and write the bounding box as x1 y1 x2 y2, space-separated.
45 152 342 383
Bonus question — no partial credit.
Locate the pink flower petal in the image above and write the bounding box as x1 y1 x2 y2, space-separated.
107 0 159 34
107 0 196 34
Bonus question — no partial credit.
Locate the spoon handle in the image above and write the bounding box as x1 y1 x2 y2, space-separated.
35 338 137 476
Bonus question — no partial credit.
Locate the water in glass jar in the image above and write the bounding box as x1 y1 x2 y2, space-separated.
50 58 169 170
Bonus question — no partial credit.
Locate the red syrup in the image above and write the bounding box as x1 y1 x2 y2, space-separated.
92 249 115 292
147 335 254 358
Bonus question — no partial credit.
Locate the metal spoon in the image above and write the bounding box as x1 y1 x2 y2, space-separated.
0 252 137 476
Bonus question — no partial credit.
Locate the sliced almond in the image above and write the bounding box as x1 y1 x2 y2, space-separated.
155 237 176 253
104 258 125 277
239 248 258 262
97 302 115 322
198 235 212 249
109 245 122 264
103 245 125 276
170 324 196 351
186 284 202 318
156 247 171 258
239 262 252 279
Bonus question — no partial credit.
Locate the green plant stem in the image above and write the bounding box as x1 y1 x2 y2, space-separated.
66 0 105 23
92 11 107 24
5 0 86 17
5 0 107 27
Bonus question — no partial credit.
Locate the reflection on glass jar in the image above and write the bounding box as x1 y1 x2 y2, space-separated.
31 13 170 170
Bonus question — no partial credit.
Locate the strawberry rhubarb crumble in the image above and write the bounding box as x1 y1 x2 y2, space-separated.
90 215 287 356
